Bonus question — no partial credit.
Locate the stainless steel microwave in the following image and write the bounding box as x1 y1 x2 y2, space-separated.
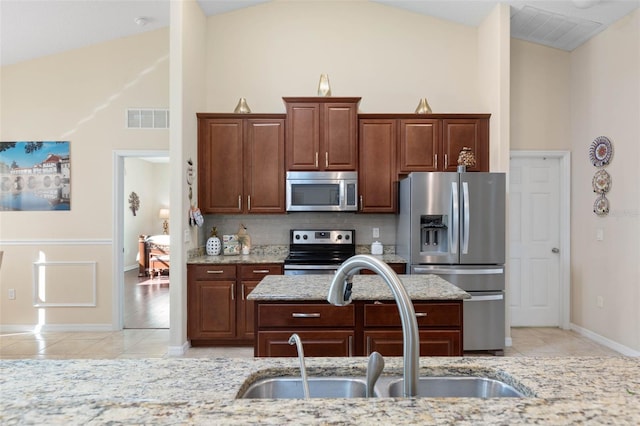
286 171 358 212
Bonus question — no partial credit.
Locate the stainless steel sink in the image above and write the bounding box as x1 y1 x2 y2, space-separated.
239 376 369 399
377 376 525 398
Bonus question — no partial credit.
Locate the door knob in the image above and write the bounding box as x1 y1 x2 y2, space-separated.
552 247 560 253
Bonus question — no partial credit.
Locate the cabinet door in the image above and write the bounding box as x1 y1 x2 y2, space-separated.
323 103 358 171
364 330 461 356
238 281 259 339
358 119 397 213
244 119 286 213
286 103 320 170
237 264 283 340
398 119 441 172
442 118 489 172
256 331 355 357
198 119 244 213
189 280 236 339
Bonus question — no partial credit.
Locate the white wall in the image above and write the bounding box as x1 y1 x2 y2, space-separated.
0 29 169 328
204 1 482 114
569 9 640 352
510 40 571 151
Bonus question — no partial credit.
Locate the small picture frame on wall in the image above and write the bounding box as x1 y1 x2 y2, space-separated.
0 141 71 211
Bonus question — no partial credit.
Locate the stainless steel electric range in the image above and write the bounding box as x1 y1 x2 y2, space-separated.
283 229 356 275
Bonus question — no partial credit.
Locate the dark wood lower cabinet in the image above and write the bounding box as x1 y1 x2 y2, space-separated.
256 331 355 357
254 300 462 357
365 330 461 357
188 263 282 346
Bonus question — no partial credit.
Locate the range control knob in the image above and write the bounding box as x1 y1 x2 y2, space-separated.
295 234 301 240
337 234 343 240
345 234 350 240
303 235 308 240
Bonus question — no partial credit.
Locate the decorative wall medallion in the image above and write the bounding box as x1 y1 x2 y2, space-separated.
129 191 140 216
592 169 611 193
593 194 609 216
589 136 613 167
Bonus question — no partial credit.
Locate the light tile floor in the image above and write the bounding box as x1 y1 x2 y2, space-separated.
0 327 621 359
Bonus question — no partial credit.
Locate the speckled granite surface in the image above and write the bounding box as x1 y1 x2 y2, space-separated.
2 356 639 424
248 274 469 301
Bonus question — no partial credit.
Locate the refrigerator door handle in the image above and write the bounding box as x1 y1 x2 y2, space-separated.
465 294 504 302
413 267 504 275
451 181 459 254
462 181 470 254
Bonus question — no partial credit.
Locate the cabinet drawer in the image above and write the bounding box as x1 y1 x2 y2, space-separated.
189 264 236 280
258 304 355 328
364 302 461 327
238 264 282 280
364 330 461 356
256 331 355 357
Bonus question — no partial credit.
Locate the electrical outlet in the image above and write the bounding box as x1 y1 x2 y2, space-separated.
8 289 16 300
372 228 380 238
596 296 604 308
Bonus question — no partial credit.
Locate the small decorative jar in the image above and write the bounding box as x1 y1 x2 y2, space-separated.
206 227 221 256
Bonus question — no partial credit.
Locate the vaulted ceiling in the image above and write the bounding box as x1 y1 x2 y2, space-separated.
1 0 638 66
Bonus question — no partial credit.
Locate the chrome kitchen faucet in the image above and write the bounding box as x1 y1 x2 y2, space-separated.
327 254 419 397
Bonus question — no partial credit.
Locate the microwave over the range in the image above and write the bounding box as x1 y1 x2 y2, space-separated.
286 171 358 212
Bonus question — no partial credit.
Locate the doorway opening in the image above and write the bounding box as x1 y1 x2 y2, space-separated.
113 151 170 330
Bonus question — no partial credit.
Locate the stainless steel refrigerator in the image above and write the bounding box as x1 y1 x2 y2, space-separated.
396 172 506 353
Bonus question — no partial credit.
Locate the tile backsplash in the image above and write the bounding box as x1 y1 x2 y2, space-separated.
202 213 397 248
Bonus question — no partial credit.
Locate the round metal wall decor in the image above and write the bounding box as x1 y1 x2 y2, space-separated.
593 194 609 216
589 136 613 167
592 169 611 194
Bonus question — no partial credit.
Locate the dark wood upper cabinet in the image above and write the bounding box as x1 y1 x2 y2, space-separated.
442 118 489 172
284 97 360 171
197 113 286 214
358 119 397 213
398 119 441 173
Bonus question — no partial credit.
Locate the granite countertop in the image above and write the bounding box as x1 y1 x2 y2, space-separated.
2 356 639 424
248 274 470 301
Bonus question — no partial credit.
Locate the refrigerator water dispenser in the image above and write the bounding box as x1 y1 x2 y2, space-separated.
420 215 448 253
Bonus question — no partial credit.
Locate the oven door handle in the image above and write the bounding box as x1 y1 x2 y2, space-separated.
284 264 339 270
464 294 504 302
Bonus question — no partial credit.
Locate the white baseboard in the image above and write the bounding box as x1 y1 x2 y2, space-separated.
570 323 640 357
0 323 114 333
167 341 190 357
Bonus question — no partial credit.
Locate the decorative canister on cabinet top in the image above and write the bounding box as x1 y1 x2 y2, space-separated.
206 227 221 256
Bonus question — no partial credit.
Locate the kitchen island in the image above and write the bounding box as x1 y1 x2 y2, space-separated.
249 274 469 357
2 356 639 424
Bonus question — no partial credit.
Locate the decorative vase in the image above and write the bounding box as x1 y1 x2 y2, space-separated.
206 236 221 256
234 97 252 113
206 226 221 255
317 74 332 96
415 97 432 114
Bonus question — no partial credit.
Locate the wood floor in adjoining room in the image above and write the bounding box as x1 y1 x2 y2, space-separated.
123 269 169 329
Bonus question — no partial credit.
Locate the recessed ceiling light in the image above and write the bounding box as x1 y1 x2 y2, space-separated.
135 17 148 27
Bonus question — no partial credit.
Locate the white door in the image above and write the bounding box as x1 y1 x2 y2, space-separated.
509 156 561 326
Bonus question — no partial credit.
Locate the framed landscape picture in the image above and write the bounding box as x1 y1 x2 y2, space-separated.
0 141 71 211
